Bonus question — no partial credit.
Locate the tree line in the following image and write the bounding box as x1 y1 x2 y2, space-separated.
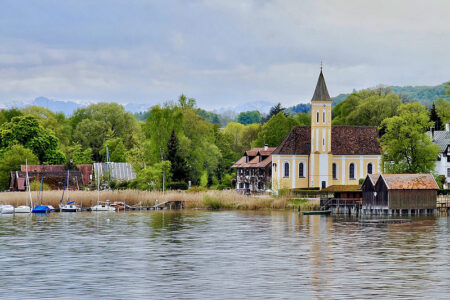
0 84 448 190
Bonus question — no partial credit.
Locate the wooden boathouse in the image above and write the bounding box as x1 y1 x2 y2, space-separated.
361 174 438 215
320 185 362 214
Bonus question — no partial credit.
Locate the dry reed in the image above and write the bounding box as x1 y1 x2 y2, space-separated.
0 190 320 210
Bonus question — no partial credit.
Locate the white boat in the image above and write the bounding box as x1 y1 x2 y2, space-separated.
14 205 32 213
60 202 81 212
0 204 15 214
59 171 81 212
16 160 33 214
90 171 115 212
91 200 115 212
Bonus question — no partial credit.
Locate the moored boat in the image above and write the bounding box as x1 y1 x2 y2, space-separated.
60 201 81 212
14 205 32 213
91 200 115 212
0 204 15 214
302 210 332 216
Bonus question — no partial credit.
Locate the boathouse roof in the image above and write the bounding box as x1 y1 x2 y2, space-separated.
379 174 439 190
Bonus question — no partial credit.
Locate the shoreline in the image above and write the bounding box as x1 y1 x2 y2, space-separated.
0 190 320 211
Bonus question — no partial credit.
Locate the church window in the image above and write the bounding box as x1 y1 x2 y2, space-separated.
273 163 277 172
323 110 326 123
316 111 319 123
367 163 373 174
299 163 304 178
332 163 337 179
349 163 355 179
283 162 290 178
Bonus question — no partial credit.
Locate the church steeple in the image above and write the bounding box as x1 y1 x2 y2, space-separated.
311 70 331 101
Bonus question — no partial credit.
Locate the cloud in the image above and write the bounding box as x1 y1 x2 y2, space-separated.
0 0 449 110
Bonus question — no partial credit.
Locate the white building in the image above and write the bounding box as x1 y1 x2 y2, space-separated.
428 123 450 189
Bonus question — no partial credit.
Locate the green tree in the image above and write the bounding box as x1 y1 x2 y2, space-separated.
224 122 245 153
65 144 93 165
71 103 141 159
253 112 298 147
262 102 286 123
435 97 450 125
237 110 261 125
135 161 171 190
0 115 65 164
0 108 23 127
100 138 126 162
22 106 72 147
167 130 189 182
429 103 443 130
381 103 440 173
0 145 39 190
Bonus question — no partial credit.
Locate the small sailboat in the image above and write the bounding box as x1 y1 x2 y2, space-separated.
15 160 33 214
60 170 81 212
90 172 114 212
32 175 53 214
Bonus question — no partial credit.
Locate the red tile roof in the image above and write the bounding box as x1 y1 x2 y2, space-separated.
273 125 381 155
380 174 439 190
232 147 276 168
368 174 380 185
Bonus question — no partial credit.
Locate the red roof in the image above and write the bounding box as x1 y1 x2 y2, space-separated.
232 147 276 168
273 126 381 155
368 174 380 185
380 174 439 190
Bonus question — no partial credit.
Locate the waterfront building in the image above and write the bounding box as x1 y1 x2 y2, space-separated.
232 145 276 193
427 124 450 189
271 70 381 191
9 164 92 191
361 173 438 215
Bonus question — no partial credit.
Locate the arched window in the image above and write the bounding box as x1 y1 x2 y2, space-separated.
349 163 355 179
316 111 319 123
332 163 337 179
367 163 373 174
299 162 304 178
323 110 326 123
273 163 277 172
284 162 290 177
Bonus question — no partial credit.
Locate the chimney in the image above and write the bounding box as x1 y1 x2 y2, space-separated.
446 123 450 132
431 127 435 141
264 144 268 151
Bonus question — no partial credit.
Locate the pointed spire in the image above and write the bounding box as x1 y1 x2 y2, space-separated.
311 66 331 101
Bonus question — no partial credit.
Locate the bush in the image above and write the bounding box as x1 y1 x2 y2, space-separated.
187 186 208 193
168 181 188 190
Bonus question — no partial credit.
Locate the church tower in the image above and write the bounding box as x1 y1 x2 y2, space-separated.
310 67 332 188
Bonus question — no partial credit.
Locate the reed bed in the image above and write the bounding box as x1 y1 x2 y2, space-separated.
0 190 320 211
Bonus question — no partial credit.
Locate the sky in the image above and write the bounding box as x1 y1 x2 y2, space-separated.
0 0 449 110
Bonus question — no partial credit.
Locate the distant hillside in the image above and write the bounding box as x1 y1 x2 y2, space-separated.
286 82 448 113
389 83 447 107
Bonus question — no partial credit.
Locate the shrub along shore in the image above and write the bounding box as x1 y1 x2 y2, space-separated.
0 190 320 211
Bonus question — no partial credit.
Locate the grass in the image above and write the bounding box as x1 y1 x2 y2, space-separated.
0 190 320 210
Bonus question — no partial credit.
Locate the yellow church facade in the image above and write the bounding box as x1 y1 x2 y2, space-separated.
272 71 381 191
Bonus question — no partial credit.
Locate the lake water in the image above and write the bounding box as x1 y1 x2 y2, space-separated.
0 211 449 299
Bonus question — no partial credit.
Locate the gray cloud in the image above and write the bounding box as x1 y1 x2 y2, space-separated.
0 0 449 110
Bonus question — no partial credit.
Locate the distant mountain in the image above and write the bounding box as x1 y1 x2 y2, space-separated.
215 100 275 115
31 97 86 115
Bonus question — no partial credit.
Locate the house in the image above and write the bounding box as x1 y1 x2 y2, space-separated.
361 173 438 215
9 164 93 191
271 70 381 191
232 145 276 192
427 124 450 188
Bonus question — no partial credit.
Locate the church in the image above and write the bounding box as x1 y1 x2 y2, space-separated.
271 70 381 191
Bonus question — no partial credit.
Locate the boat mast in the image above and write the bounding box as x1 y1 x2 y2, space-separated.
26 159 33 208
97 168 100 204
